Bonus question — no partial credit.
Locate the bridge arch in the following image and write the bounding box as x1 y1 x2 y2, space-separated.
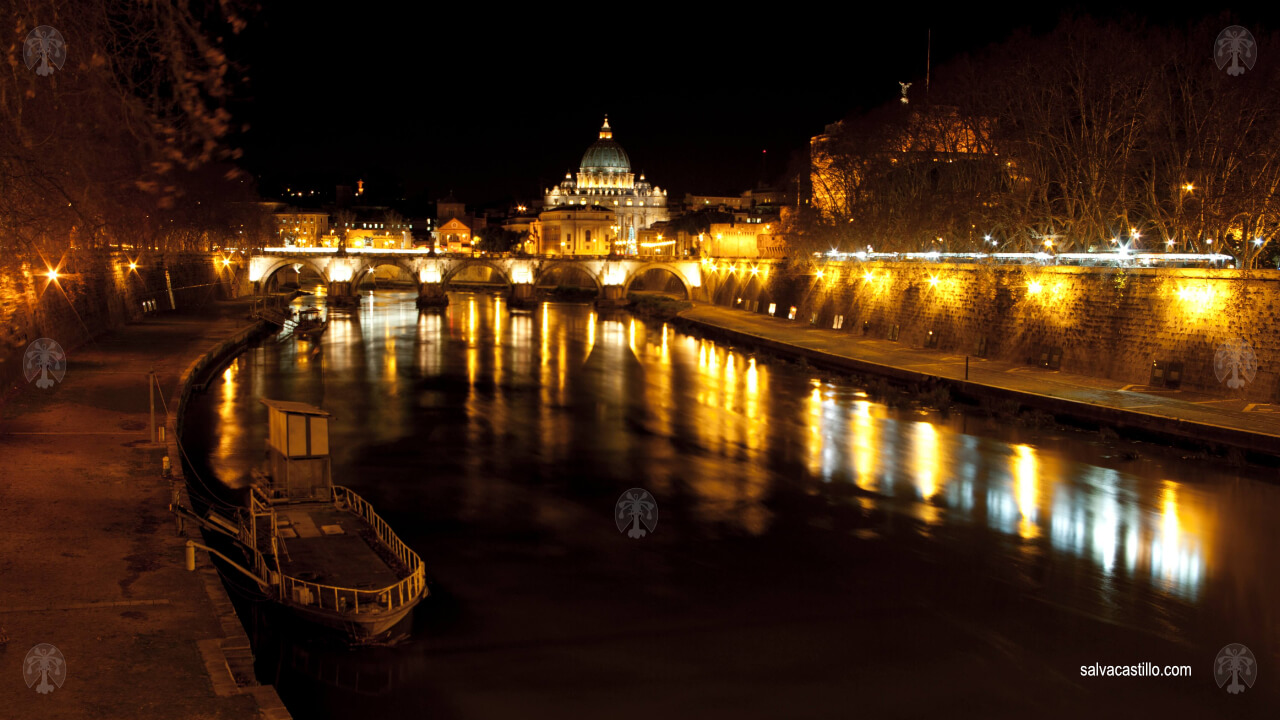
442 259 514 288
740 272 771 313
711 267 742 306
623 262 692 300
257 256 329 289
351 259 417 288
534 260 603 293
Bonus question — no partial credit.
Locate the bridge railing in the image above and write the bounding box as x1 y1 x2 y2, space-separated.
254 247 700 261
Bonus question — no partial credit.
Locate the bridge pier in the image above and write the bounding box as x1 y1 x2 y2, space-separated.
416 282 449 310
328 280 357 307
509 283 536 310
595 284 629 309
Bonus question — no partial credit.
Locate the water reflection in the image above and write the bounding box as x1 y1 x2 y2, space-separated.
187 290 1278 717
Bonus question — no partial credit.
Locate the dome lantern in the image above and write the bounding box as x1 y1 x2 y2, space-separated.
580 116 631 174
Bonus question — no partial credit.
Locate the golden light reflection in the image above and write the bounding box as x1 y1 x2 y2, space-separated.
852 400 878 492
1150 480 1202 598
215 359 241 478
912 422 943 526
467 296 477 345
724 352 737 414
494 296 502 346
541 306 550 368
914 422 939 500
1013 444 1040 540
806 382 824 479
1161 482 1180 538
557 333 567 401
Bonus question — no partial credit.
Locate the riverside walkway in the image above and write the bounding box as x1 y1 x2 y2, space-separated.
0 300 288 718
680 303 1280 458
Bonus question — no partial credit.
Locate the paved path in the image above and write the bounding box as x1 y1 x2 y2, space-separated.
0 301 286 718
680 303 1280 456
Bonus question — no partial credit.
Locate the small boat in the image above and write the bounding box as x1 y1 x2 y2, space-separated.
293 307 328 341
238 400 426 644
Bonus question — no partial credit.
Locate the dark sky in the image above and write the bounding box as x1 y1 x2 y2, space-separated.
225 2 1266 212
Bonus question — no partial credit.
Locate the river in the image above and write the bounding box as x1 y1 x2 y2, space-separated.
183 289 1280 719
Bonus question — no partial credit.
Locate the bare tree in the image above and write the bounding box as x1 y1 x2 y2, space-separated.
0 1 248 261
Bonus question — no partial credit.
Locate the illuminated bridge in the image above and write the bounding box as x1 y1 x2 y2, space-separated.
248 248 704 307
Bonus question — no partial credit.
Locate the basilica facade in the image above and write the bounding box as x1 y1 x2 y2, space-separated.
541 117 669 255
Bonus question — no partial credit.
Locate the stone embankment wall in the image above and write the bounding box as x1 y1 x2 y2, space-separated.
0 251 243 388
699 260 1280 401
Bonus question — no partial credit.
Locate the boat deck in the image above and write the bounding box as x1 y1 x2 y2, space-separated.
258 503 401 590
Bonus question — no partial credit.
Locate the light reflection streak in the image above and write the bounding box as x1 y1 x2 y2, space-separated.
540 305 550 368
1013 444 1039 540
912 422 942 526
852 400 877 492
214 359 241 484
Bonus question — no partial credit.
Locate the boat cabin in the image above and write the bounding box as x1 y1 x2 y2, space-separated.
261 399 333 501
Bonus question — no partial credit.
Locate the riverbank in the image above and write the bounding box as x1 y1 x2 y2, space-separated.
0 298 288 718
678 303 1280 461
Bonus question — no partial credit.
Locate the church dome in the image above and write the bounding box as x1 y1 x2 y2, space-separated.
580 117 631 173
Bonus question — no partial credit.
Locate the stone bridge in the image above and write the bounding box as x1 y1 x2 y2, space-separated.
248 248 704 307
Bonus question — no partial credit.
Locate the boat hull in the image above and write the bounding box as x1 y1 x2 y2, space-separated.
278 596 420 645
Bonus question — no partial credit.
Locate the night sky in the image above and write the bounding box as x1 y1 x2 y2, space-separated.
226 2 1268 211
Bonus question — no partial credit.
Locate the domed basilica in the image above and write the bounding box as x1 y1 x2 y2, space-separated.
543 117 668 255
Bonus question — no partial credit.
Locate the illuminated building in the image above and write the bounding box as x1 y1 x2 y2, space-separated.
436 217 473 253
543 117 669 255
432 193 486 252
537 206 613 256
705 222 779 258
273 207 330 247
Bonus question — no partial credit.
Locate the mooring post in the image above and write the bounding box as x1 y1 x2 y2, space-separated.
965 356 970 380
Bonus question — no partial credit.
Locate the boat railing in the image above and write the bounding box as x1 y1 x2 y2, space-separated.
271 485 425 616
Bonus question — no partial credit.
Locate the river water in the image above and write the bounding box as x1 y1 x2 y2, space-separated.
184 289 1280 719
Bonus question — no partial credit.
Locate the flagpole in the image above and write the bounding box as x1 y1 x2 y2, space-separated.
926 28 931 98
